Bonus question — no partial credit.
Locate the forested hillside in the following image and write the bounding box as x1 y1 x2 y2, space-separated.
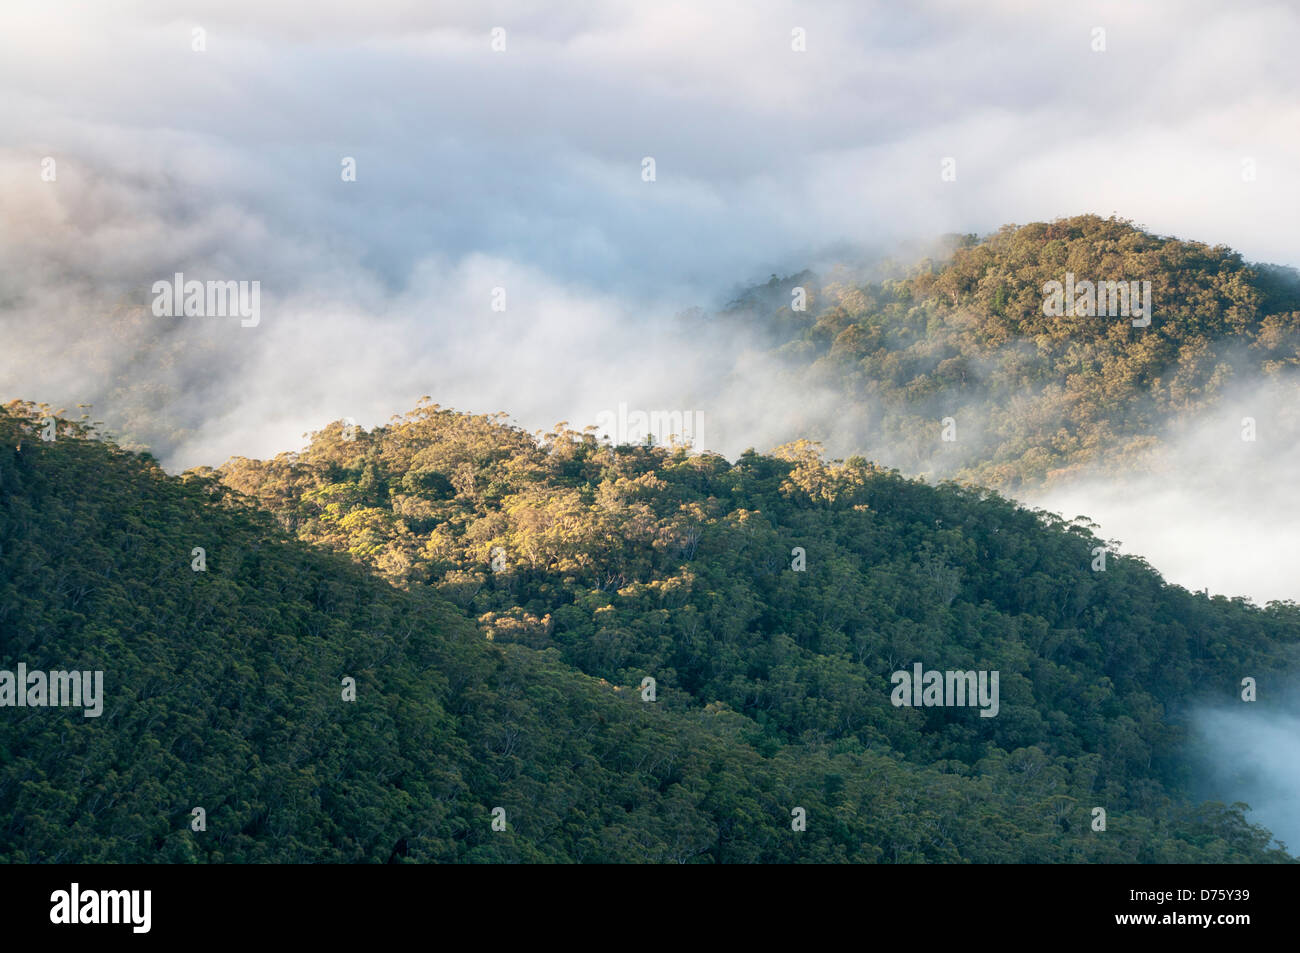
102 394 1291 862
5 216 1300 860
2 401 1295 861
720 215 1300 488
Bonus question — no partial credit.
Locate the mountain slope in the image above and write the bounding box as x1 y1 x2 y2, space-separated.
718 215 1300 488
189 398 1300 861
2 400 1294 861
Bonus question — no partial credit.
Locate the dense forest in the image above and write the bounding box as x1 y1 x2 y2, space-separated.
2 389 1295 862
718 215 1300 488
4 217 1299 863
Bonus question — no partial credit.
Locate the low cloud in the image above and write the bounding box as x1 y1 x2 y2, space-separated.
1192 701 1300 852
1027 375 1300 604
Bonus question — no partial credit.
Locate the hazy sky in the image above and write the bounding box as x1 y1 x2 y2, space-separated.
2 0 1298 599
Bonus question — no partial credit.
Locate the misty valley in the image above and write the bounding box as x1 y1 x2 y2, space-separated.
5 9 1300 947
5 214 1300 863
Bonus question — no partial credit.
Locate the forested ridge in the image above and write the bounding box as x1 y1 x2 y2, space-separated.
3 216 1299 863
721 215 1300 488
3 390 1284 862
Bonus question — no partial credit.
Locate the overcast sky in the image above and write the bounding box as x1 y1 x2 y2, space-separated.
2 0 1298 598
